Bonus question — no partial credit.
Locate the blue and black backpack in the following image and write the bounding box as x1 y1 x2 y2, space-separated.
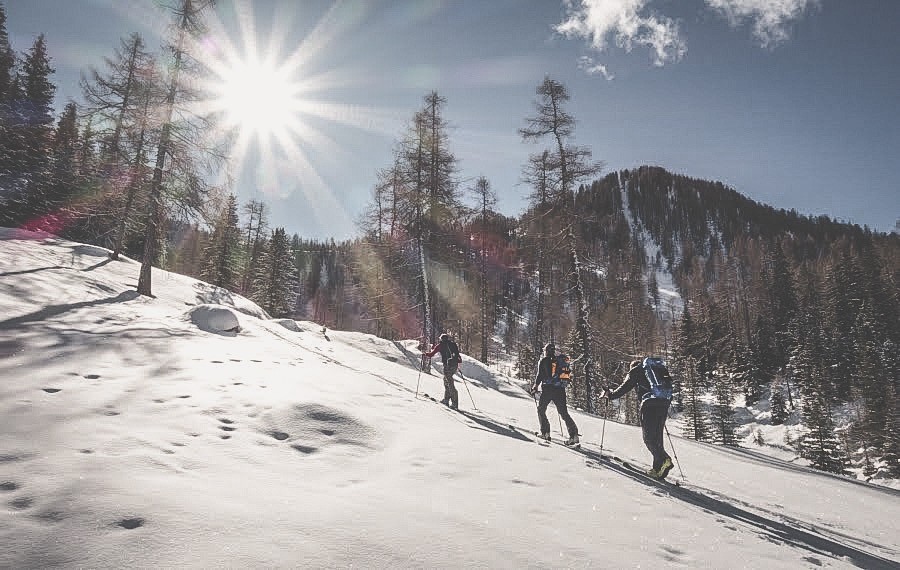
544 354 572 387
641 357 673 402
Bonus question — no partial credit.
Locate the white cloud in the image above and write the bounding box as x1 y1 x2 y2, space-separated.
704 0 819 47
578 55 615 79
557 0 817 77
556 0 687 67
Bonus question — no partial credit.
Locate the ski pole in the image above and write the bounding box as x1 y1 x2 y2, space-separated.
456 370 477 410
664 425 685 480
599 397 610 460
415 354 425 399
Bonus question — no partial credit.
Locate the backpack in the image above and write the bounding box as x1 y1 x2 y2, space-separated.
545 353 572 387
445 340 461 370
641 357 673 402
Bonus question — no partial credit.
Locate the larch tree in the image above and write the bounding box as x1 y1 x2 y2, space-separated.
137 0 218 297
471 175 496 364
520 76 602 412
80 32 155 259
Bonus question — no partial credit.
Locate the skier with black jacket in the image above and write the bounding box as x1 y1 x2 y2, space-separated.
423 333 461 409
602 359 673 479
530 342 579 446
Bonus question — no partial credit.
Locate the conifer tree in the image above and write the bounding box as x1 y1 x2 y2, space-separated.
471 175 496 364
80 32 155 258
9 34 55 226
0 4 18 200
252 228 297 317
137 0 218 296
676 356 709 441
201 194 242 291
711 374 737 446
801 390 848 475
770 376 788 425
520 76 602 411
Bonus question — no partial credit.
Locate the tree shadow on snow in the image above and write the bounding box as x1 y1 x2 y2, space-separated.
0 291 140 330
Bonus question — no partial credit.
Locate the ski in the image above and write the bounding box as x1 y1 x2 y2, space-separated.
420 393 460 412
532 431 581 450
610 455 680 487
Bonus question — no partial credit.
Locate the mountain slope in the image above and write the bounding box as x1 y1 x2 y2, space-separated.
1 230 898 568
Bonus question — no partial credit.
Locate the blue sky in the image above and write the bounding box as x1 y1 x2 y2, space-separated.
6 0 899 240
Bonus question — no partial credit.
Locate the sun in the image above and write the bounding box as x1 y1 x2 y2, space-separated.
213 56 300 139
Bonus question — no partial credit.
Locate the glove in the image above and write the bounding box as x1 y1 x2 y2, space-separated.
600 387 611 400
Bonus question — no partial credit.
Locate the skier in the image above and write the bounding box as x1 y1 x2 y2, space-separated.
423 333 461 409
602 359 674 479
529 342 579 446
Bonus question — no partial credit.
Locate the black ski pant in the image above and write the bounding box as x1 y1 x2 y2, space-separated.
442 363 459 407
536 384 578 438
640 399 671 471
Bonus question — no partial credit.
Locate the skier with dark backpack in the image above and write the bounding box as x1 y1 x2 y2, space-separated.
423 333 462 409
529 342 580 446
602 358 674 479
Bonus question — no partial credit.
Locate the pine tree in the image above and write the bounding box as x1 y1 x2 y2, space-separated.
801 391 848 475
0 4 19 202
9 34 55 226
711 374 737 446
252 228 298 317
201 194 242 291
676 356 709 441
770 376 788 425
41 102 81 232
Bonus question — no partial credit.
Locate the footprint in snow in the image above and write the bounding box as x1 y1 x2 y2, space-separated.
115 517 145 530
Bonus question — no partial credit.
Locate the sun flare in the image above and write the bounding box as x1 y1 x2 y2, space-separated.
215 57 299 139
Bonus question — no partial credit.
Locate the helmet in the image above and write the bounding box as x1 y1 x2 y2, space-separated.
630 359 642 369
440 333 450 342
544 342 556 355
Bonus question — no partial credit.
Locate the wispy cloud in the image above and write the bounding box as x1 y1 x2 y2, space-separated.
578 56 615 80
704 0 819 48
556 0 687 67
558 0 817 76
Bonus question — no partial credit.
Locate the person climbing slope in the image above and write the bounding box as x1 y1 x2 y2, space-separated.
530 342 579 446
602 358 674 479
423 333 462 409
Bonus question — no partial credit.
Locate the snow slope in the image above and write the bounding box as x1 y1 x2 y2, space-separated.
1 230 898 569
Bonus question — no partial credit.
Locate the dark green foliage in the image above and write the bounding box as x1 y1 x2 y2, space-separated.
252 228 297 318
711 374 737 446
201 195 242 291
675 356 709 442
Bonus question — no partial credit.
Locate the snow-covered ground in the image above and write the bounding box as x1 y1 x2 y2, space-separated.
1 230 899 568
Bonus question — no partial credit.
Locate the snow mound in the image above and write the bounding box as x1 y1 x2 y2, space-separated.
188 304 241 333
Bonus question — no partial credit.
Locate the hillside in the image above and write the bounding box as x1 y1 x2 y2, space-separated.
1 230 899 568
